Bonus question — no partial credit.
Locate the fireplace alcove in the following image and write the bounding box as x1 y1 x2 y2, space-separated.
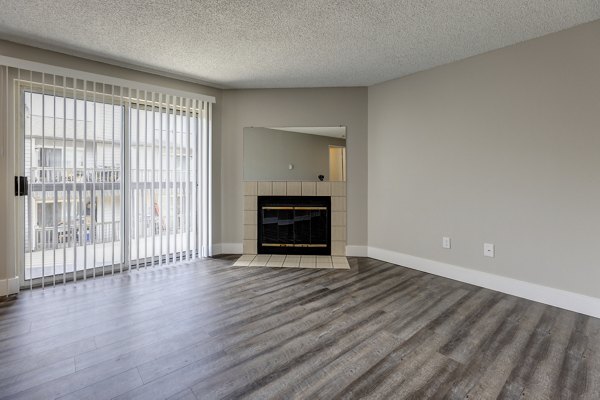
257 196 331 255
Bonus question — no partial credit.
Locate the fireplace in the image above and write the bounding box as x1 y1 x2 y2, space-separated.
257 196 331 255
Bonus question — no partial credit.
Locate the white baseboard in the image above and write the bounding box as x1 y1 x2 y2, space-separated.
368 246 600 319
346 245 368 257
211 243 222 256
212 243 243 255
0 277 20 297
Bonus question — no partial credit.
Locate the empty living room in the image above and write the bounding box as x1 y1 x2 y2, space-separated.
0 1 599 399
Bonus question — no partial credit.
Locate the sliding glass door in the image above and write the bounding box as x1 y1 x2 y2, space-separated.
15 71 211 288
127 97 199 270
23 87 123 282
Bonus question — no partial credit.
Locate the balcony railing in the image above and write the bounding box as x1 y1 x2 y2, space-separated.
27 167 188 189
28 167 121 184
31 221 121 251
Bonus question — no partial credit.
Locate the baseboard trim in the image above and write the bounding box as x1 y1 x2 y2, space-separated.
212 243 243 255
346 245 368 257
0 277 20 297
368 246 600 319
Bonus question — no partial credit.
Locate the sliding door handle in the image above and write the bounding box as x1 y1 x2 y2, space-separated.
14 176 28 196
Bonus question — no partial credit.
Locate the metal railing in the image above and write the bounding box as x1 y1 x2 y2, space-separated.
31 221 121 251
28 167 121 184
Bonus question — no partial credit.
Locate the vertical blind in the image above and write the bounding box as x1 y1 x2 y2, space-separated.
1 61 213 289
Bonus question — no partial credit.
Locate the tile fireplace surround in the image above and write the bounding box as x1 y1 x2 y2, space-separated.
243 181 347 257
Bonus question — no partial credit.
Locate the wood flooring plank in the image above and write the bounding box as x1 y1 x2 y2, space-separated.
497 307 565 399
0 357 75 398
287 330 403 400
0 256 598 400
136 304 346 384
334 325 438 399
438 295 519 363
55 368 143 400
191 311 390 399
433 300 544 399
384 288 471 341
349 334 450 399
0 337 95 381
582 317 600 400
393 351 461 399
554 314 589 399
240 289 460 400
166 389 198 400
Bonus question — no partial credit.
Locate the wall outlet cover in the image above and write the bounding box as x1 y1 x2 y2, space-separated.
484 243 495 258
442 237 451 249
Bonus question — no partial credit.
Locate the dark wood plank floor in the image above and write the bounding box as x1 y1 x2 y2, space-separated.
0 256 598 399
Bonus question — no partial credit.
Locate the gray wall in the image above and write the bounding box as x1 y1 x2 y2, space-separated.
243 127 346 181
221 88 368 248
368 20 600 298
0 39 223 281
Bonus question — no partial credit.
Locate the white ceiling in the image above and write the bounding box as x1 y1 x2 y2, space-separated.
0 1 598 89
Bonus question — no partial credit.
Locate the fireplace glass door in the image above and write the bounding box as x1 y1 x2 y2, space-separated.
258 196 330 255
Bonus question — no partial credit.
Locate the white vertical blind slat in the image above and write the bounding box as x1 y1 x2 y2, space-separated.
151 92 156 267
52 75 57 286
73 78 79 281
166 95 171 264
142 89 148 268
207 102 212 256
127 87 132 273
61 75 67 285
40 73 46 288
158 92 164 268
135 88 140 270
92 82 96 278
110 83 116 275
186 98 191 261
118 85 125 274
98 83 107 276
175 96 179 262
202 103 209 257
29 72 34 288
83 80 88 280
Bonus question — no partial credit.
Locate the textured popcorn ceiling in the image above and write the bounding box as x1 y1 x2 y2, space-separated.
0 1 598 88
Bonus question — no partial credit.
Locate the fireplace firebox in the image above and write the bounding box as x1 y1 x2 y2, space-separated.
257 196 331 255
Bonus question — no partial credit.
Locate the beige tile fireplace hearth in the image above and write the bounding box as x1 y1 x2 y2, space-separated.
242 181 347 262
233 255 350 269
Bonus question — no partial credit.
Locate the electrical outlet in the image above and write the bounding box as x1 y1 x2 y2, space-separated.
484 243 495 258
442 237 451 249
